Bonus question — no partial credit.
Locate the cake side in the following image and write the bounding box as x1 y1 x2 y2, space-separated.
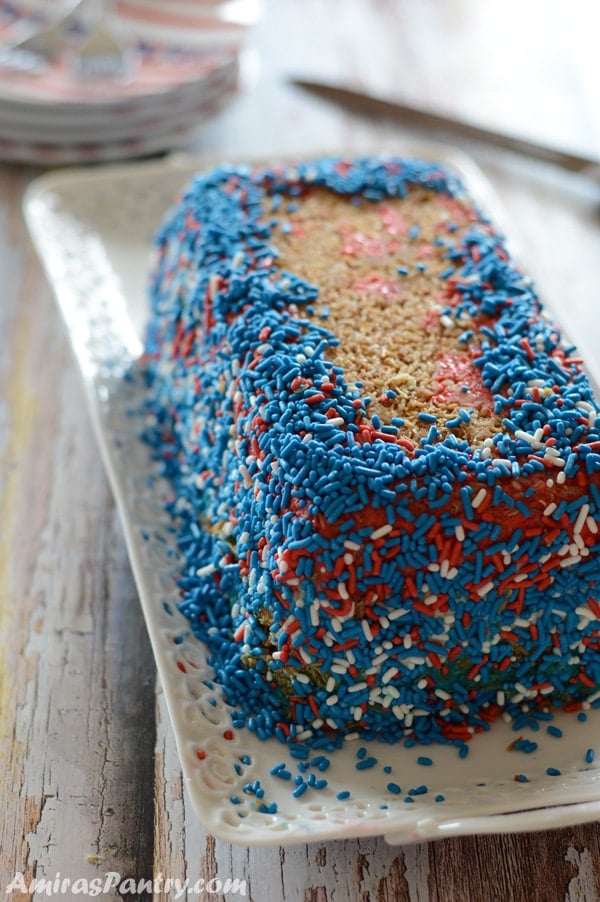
144 157 600 750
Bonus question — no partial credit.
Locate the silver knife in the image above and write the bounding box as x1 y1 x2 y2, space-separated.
291 77 600 179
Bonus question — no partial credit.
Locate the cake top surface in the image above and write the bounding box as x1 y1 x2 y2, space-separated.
149 155 600 484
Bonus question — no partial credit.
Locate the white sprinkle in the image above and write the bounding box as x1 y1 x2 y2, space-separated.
348 681 368 693
372 653 389 667
326 695 339 706
477 581 495 597
326 677 336 692
472 488 487 509
544 446 561 458
388 607 408 621
338 581 349 600
362 621 373 641
343 553 353 565
435 689 451 700
371 523 393 540
196 563 216 577
515 429 544 449
560 555 581 568
354 707 363 721
496 690 505 706
544 502 557 517
296 673 310 684
382 667 399 685
331 664 348 675
455 524 466 542
344 540 361 551
574 504 590 535
587 516 599 534
557 470 566 483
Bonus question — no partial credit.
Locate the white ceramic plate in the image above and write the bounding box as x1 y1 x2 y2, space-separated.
23 149 600 846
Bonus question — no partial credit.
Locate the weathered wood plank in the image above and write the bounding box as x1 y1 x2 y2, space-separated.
0 172 156 893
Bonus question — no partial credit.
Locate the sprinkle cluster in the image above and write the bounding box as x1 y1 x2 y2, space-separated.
143 156 600 752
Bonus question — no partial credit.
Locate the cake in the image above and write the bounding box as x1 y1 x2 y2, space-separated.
144 156 600 752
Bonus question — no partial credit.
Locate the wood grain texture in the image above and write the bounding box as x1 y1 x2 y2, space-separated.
0 168 156 892
2 0 600 899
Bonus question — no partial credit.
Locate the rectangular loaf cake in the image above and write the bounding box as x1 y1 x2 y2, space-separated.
144 156 600 751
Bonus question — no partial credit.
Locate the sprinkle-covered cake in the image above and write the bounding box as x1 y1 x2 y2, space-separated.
144 156 600 752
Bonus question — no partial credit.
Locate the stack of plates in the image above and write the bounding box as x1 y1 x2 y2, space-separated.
0 0 259 164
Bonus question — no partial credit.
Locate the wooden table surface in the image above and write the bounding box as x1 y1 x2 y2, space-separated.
2 1 600 899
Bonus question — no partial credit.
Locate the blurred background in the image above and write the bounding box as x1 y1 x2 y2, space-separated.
0 0 598 169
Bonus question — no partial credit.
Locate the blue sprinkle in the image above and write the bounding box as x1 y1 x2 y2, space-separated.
417 756 433 767
356 757 378 771
387 782 402 794
336 790 351 800
546 768 562 776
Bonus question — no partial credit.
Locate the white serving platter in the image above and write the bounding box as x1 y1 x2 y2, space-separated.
24 148 600 846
